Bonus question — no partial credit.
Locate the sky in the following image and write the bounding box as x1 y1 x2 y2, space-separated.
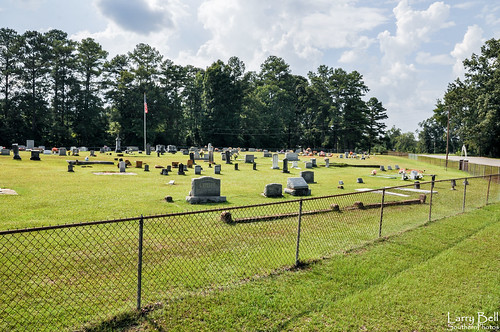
1 0 499 133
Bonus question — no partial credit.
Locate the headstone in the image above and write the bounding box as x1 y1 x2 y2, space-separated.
414 181 420 189
187 159 194 168
300 171 315 184
248 148 256 152
311 158 317 167
284 177 311 196
324 158 330 168
387 165 392 170
395 165 400 170
263 183 282 197
135 161 143 168
245 155 254 163
146 143 151 155
161 168 169 175
166 165 172 172
214 164 221 174
305 161 313 169
271 154 279 169
285 152 299 161
186 176 226 203
339 154 343 159
234 163 238 170
292 160 298 168
12 144 21 160
410 170 419 180
357 178 363 183
67 163 74 172
26 140 34 150
282 158 289 173
72 148 79 156
119 161 126 173
189 152 195 162
30 150 40 161
225 150 231 164
195 165 202 175
172 162 179 168
178 163 185 175
339 180 344 185
59 147 67 156
89 150 96 157
263 152 272 158
144 164 150 172
1 148 9 155
380 165 385 171
115 135 122 153
345 152 349 159
253 162 257 170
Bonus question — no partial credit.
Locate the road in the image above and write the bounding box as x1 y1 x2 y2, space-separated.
419 154 500 167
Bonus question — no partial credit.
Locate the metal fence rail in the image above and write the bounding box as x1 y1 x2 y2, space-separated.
1 174 499 331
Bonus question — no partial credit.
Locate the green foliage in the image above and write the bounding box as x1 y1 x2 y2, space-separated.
0 28 391 151
421 38 500 157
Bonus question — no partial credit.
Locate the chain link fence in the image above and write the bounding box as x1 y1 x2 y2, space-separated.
1 174 499 331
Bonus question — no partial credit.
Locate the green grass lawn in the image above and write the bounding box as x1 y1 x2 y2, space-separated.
117 202 500 332
0 151 471 230
1 151 498 331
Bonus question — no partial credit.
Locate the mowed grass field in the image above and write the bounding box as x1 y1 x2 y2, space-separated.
0 150 471 230
118 203 500 331
1 151 499 331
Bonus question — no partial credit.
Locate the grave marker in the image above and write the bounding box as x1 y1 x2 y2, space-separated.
282 158 289 173
12 144 21 160
284 177 311 196
271 154 279 169
263 183 282 197
30 150 41 161
285 152 299 161
186 176 226 204
300 171 315 184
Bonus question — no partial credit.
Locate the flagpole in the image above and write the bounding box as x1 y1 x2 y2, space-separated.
144 92 147 152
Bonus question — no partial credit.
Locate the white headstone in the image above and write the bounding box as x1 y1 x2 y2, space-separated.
271 154 279 169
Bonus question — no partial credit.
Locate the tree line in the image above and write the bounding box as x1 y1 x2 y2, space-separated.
2 28 496 156
0 28 390 152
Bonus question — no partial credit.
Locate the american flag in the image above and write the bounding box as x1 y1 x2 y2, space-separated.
144 93 148 114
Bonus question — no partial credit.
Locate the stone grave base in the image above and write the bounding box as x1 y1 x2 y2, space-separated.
0 188 18 195
186 196 227 204
284 188 311 196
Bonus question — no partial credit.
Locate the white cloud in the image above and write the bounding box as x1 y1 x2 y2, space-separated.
451 25 484 77
378 0 452 62
415 52 453 65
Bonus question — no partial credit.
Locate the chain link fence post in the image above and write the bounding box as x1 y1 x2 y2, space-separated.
137 215 144 311
428 175 436 222
295 199 303 267
462 178 468 213
486 175 492 205
379 189 385 237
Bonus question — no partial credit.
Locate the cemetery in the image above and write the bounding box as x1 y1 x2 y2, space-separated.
0 142 498 332
0 143 476 229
